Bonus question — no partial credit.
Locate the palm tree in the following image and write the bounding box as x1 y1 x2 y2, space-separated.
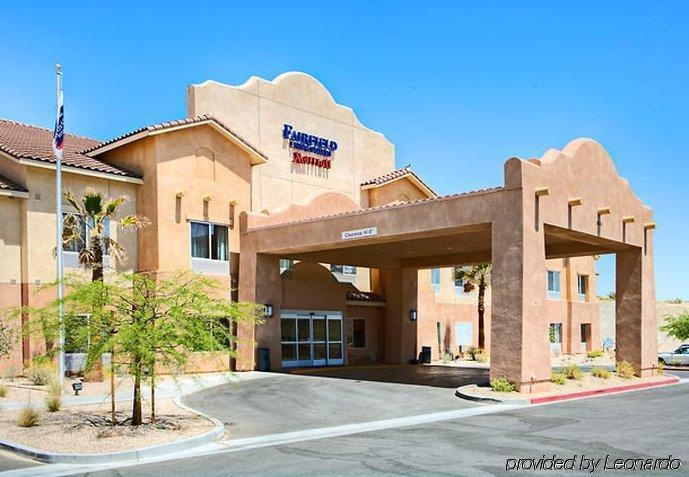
61 189 147 282
60 189 147 382
454 264 491 350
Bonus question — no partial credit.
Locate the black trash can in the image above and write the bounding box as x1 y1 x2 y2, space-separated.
256 348 271 372
421 346 432 364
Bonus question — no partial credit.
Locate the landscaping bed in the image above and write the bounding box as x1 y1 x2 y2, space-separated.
468 374 675 403
0 398 214 454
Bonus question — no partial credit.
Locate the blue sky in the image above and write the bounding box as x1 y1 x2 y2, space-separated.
1 1 687 299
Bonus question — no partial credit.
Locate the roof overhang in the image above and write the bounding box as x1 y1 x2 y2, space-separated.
0 189 29 199
86 119 268 166
361 172 437 199
0 150 144 184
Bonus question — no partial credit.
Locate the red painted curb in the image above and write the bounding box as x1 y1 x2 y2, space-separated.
530 377 680 405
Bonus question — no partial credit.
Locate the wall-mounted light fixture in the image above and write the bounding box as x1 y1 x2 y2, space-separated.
409 309 417 321
264 304 274 318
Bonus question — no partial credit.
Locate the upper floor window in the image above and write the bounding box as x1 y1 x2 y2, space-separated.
577 274 589 302
190 222 228 261
431 268 441 293
331 264 356 275
547 270 561 300
62 214 110 255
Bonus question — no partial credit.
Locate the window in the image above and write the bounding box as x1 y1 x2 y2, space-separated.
547 270 561 300
549 323 562 343
431 268 441 293
64 313 90 353
454 266 464 295
190 222 228 261
62 214 110 254
577 274 588 302
351 319 366 348
331 264 356 275
192 316 231 351
279 259 294 273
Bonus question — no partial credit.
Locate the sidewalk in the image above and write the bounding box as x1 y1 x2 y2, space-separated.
0 371 272 411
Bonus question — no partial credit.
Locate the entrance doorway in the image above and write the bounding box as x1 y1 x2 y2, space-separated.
281 310 344 367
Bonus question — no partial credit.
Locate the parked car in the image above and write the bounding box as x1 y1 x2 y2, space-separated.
658 344 689 365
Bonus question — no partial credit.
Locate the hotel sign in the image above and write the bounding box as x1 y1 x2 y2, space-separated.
283 124 338 169
341 227 378 240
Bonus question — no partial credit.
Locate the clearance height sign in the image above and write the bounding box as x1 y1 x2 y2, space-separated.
283 124 338 169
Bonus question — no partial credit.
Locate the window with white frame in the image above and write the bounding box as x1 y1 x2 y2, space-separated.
547 270 561 300
190 222 228 261
190 221 229 276
62 214 110 254
331 264 356 275
431 268 441 293
577 274 588 302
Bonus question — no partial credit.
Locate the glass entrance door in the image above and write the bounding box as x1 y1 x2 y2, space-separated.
281 311 343 368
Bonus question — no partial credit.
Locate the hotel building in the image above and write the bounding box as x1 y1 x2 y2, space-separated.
0 72 656 391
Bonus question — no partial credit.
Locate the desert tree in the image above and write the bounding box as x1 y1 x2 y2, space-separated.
50 271 261 425
662 313 689 342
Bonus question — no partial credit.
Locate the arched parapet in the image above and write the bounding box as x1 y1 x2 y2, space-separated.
241 191 361 231
189 72 393 147
504 138 653 248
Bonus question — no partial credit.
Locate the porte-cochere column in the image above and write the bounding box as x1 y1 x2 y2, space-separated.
490 192 551 393
616 239 657 376
237 251 282 371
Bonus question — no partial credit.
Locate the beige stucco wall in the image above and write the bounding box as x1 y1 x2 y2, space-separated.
100 125 253 281
0 162 138 375
20 167 138 283
188 72 395 213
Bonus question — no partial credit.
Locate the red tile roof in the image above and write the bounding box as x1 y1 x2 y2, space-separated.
83 115 268 163
361 166 437 196
0 119 140 178
0 173 28 193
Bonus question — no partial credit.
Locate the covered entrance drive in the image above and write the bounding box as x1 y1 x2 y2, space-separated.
238 139 658 393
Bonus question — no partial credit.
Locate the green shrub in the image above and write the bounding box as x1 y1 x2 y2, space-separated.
475 351 488 363
657 360 665 376
591 367 611 379
441 352 454 363
490 377 515 393
17 403 41 427
587 349 604 359
467 346 481 361
550 372 567 385
616 361 635 379
562 364 584 380
25 365 52 386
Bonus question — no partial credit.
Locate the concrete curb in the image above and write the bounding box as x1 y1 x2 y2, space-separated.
456 377 680 406
530 376 680 404
0 396 225 464
455 384 530 405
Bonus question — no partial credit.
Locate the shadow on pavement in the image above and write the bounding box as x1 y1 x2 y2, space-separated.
286 364 490 389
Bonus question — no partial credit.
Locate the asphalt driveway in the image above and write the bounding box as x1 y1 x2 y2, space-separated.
182 365 484 439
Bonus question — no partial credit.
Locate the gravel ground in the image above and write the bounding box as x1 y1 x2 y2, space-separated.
0 398 214 454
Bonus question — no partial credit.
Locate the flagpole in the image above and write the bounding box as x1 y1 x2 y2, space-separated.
54 64 65 385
